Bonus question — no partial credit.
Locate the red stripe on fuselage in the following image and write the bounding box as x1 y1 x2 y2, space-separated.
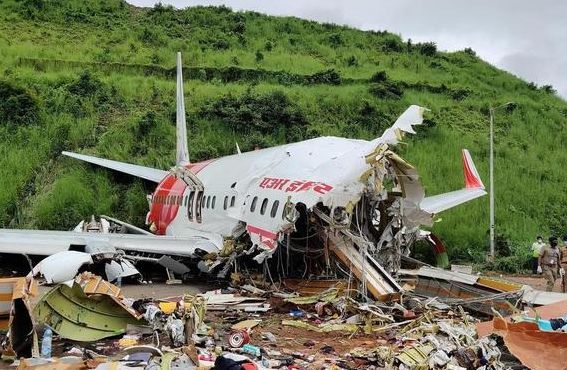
147 159 216 235
148 174 186 235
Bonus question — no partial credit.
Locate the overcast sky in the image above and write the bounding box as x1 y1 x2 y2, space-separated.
129 0 567 99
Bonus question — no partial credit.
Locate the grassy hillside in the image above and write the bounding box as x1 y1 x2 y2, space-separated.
0 0 565 270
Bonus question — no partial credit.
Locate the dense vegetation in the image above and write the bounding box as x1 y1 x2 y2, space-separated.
0 0 565 271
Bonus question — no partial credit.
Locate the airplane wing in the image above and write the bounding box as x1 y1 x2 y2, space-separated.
420 149 487 214
0 229 219 257
62 151 168 183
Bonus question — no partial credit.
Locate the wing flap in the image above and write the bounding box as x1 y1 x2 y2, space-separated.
0 229 219 257
62 151 168 183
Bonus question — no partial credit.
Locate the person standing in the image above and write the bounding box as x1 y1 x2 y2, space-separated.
531 236 546 274
561 235 567 293
538 236 561 292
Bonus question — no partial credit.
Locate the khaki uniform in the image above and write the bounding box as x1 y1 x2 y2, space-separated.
560 246 567 293
540 245 561 292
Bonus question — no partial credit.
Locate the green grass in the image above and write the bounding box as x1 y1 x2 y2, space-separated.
0 0 565 270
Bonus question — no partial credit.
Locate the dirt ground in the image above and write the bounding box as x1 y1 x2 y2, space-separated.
502 273 562 292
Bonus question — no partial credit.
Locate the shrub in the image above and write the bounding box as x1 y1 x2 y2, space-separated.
380 36 404 52
346 55 358 67
369 71 388 83
328 33 343 48
255 50 264 63
66 71 104 97
200 89 308 139
417 42 437 56
368 81 403 100
463 47 476 57
541 85 556 94
308 69 341 85
0 80 40 126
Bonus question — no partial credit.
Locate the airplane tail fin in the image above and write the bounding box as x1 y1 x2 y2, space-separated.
462 149 484 189
176 52 190 166
419 149 486 214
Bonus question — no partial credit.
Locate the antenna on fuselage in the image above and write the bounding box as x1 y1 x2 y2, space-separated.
176 52 190 166
236 142 242 155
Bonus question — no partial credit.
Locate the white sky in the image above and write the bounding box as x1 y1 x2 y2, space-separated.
128 0 567 99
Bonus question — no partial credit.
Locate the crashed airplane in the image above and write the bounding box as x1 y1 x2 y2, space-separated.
0 53 486 298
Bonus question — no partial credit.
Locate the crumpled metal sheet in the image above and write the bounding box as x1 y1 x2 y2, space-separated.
0 277 38 359
29 251 93 284
33 282 141 341
488 317 567 370
105 259 141 283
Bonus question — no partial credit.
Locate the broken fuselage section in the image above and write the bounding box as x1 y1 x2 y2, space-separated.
143 105 482 299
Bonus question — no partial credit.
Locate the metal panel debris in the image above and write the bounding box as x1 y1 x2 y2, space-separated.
0 277 38 359
33 282 140 341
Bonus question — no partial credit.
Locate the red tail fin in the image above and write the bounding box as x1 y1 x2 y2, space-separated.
462 149 484 189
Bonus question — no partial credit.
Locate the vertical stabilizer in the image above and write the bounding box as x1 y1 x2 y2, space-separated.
462 149 484 189
176 52 190 166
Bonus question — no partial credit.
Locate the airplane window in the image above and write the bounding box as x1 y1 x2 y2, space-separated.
206 196 211 209
188 191 195 221
183 196 187 207
230 196 235 207
260 198 268 215
196 191 203 223
270 200 279 218
223 196 228 210
212 196 216 209
250 196 258 212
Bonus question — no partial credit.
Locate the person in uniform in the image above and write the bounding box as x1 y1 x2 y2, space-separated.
560 235 567 293
538 236 561 292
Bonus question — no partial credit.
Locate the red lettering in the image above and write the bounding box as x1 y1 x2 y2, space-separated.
259 177 271 188
266 178 280 189
275 179 290 190
297 181 316 192
285 180 304 192
313 183 333 194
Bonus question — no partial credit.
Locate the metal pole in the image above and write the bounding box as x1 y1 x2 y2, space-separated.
489 107 495 260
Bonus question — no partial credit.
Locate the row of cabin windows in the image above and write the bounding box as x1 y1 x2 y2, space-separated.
249 196 280 218
201 195 236 210
154 193 237 210
153 194 183 205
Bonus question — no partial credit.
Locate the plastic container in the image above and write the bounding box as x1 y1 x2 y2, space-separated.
41 327 53 358
242 344 261 357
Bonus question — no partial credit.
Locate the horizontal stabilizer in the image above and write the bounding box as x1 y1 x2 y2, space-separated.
62 151 168 183
420 149 486 214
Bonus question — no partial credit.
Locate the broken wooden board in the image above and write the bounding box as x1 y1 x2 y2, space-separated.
327 233 402 301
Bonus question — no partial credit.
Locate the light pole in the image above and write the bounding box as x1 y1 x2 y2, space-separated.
489 102 514 260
